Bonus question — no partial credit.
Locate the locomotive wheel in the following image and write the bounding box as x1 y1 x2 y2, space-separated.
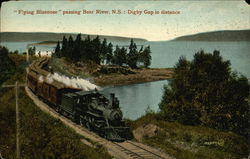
55 106 59 112
85 122 91 130
73 112 80 124
80 117 84 127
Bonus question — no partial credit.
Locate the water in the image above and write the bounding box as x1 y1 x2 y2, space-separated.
1 40 249 119
102 41 250 119
147 41 250 78
0 41 37 53
102 80 168 120
0 41 56 53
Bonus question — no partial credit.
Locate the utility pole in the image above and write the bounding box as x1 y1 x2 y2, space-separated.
26 44 30 63
1 82 25 159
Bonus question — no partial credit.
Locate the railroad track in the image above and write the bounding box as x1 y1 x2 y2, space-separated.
25 87 174 159
112 141 168 159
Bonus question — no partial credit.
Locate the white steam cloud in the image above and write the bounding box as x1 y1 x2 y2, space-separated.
38 76 44 83
45 73 99 91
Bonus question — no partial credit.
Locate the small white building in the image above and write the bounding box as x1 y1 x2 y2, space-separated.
36 51 53 57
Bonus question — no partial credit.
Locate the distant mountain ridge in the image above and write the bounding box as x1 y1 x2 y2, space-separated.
0 32 147 42
173 30 250 41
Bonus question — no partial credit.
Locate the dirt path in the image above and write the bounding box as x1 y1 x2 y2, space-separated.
25 87 174 159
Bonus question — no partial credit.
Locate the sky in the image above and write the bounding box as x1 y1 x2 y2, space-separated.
1 1 249 41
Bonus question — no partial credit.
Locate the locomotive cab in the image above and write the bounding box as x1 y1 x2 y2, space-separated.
63 90 129 141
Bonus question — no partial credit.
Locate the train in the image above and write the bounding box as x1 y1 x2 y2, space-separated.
27 57 130 141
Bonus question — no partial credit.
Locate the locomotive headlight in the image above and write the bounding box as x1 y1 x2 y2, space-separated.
104 109 122 121
110 109 122 121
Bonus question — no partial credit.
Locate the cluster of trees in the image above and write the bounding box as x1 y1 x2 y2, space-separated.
112 41 152 68
28 46 36 56
159 50 249 136
0 46 16 85
54 34 151 68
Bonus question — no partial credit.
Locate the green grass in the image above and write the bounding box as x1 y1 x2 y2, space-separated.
49 57 92 78
0 55 112 159
128 113 249 159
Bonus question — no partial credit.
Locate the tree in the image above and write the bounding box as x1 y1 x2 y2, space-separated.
28 46 36 56
61 36 68 57
106 42 113 64
0 46 16 85
119 47 127 65
91 36 101 64
13 50 19 54
54 41 61 57
83 35 92 60
67 35 74 59
139 46 152 68
79 39 86 61
159 50 249 136
112 46 127 66
127 39 138 68
100 38 108 64
72 34 82 61
112 46 121 65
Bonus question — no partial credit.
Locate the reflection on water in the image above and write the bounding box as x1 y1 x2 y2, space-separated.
101 80 168 120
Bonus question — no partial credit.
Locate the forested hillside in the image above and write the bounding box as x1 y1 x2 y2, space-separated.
173 30 250 41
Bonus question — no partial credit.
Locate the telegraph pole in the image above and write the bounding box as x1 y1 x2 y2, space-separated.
26 44 31 63
1 82 25 159
15 81 20 159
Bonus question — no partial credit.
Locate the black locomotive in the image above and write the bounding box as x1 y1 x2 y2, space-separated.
60 90 129 141
27 58 129 141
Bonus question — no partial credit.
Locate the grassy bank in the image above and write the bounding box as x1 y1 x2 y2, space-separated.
128 113 249 159
94 68 173 87
0 55 112 159
48 57 94 78
48 57 173 87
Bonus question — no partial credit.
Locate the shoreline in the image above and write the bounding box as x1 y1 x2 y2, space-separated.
93 68 173 87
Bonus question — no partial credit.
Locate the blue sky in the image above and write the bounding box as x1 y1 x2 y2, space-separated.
1 1 249 41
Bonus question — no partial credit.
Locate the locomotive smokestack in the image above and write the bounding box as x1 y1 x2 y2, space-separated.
110 93 115 106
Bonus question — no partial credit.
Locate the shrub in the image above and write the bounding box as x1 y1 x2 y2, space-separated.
159 50 249 136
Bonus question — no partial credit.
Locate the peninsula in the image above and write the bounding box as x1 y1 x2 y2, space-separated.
173 30 250 41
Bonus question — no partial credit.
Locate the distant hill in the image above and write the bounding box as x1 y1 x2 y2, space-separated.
173 30 250 41
0 32 147 43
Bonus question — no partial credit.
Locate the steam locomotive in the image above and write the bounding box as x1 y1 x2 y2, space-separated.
27 58 129 141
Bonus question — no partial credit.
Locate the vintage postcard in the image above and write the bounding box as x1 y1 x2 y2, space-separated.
0 1 249 159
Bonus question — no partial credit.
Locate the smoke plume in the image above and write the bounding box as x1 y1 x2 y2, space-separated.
45 72 99 91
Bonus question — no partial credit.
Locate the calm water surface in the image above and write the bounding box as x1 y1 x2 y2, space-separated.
148 41 250 77
101 80 168 120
